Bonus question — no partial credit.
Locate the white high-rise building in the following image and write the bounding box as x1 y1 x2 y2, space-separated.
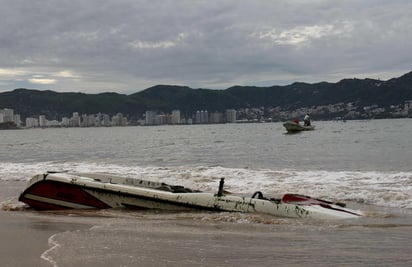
80 114 88 127
14 114 21 127
102 114 111 126
112 113 125 126
87 115 96 127
195 110 201 124
39 115 47 127
0 108 14 122
156 114 167 125
25 117 39 128
201 110 208 123
225 109 237 123
69 112 80 127
145 111 157 125
171 110 180 124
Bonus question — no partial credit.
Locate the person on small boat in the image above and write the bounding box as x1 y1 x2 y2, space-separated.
303 113 311 126
293 118 300 124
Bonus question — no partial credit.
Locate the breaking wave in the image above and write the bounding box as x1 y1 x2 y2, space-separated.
1 162 411 209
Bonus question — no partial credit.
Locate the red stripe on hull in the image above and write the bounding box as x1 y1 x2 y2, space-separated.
19 197 70 211
282 194 315 204
19 180 111 210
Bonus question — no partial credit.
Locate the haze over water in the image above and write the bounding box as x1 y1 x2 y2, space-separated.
1 119 412 266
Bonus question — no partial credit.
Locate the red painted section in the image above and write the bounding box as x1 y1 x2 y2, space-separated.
20 180 111 210
282 194 332 206
282 194 314 204
19 197 68 211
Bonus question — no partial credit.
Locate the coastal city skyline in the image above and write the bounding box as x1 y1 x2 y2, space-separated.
1 99 411 129
0 107 238 128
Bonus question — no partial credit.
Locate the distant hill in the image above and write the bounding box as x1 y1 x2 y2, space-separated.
0 89 142 120
1 71 412 120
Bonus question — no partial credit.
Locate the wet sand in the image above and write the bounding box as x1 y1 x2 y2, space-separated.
53 215 412 267
0 212 91 267
2 209 412 267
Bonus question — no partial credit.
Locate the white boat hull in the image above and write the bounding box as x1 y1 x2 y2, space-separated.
19 172 362 220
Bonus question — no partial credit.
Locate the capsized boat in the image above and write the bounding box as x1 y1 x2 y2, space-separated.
18 172 362 220
283 121 315 133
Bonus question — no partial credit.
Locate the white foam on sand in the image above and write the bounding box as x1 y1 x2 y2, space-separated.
40 233 60 267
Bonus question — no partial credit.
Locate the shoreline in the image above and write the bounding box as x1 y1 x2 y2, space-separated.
2 198 412 266
0 211 92 267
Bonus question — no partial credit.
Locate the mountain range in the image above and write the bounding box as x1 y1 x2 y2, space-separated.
1 71 412 120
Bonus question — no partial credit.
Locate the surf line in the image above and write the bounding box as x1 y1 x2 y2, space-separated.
41 233 60 267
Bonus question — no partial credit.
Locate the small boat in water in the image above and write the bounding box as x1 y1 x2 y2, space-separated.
283 121 315 133
19 172 362 220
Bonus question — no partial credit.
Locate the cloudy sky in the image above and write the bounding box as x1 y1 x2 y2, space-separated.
0 0 411 94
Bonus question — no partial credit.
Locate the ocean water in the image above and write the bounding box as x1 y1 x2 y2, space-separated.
1 119 412 266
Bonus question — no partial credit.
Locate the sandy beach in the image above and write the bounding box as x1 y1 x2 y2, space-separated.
0 212 91 267
2 207 412 267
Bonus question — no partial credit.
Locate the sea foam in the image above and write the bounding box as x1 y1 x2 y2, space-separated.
2 162 411 209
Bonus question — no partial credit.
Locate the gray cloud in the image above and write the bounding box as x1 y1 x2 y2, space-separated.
0 0 411 93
